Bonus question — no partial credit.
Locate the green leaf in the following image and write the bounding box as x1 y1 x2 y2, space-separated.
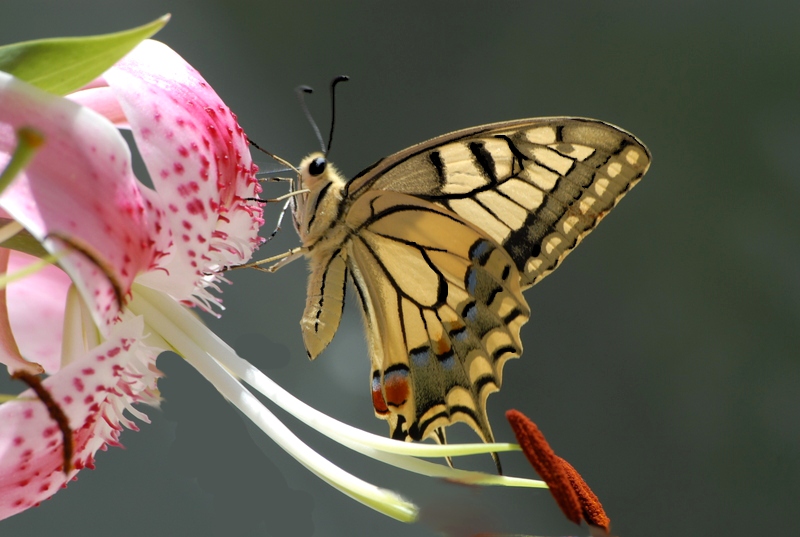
0 14 170 95
0 128 44 196
0 218 48 259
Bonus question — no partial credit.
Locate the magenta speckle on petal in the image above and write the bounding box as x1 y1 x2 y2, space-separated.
107 347 121 358
73 377 85 392
82 367 95 376
173 162 185 174
186 199 205 215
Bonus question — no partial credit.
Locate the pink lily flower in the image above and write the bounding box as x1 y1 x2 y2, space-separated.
0 39 263 519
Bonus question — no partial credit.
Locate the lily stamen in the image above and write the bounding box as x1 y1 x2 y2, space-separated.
506 409 611 534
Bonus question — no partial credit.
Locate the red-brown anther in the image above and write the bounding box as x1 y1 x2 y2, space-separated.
559 455 611 533
505 409 610 534
11 370 74 475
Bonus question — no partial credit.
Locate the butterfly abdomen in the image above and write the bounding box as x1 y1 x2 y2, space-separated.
296 155 355 360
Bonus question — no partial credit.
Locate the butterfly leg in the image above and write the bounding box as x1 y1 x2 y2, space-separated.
252 197 293 248
244 188 309 205
224 246 306 273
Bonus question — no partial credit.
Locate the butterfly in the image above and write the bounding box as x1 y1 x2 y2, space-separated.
256 117 650 453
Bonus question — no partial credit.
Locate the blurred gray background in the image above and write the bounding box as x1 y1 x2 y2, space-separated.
1 1 798 536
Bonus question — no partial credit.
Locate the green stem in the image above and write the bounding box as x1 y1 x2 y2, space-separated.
127 288 419 523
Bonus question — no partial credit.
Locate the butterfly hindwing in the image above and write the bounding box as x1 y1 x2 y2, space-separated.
345 190 529 442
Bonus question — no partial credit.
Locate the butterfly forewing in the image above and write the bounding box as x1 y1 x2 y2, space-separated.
346 118 651 289
294 117 650 446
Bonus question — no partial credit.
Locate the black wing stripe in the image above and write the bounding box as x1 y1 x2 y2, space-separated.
469 141 498 183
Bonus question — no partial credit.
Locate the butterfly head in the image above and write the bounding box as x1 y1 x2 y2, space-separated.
298 153 329 188
292 152 347 241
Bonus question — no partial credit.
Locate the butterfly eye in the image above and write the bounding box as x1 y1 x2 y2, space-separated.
308 157 327 177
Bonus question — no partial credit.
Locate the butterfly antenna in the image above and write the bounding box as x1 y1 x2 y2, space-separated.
247 137 298 174
296 85 326 154
326 75 349 156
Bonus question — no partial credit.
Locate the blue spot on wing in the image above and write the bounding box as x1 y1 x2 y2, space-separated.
438 349 456 370
465 267 478 295
410 346 431 367
469 239 493 265
450 326 468 342
463 302 478 323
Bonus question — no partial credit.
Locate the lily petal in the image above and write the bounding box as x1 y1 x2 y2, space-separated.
67 85 130 129
0 316 159 521
5 251 71 373
0 248 42 375
0 72 163 330
102 40 263 303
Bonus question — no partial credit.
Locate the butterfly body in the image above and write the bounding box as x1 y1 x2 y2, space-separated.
288 117 651 445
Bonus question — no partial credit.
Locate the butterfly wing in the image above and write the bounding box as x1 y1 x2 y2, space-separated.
344 190 529 443
297 117 650 445
345 117 651 288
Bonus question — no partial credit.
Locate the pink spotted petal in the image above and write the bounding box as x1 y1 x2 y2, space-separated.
0 72 162 330
0 249 42 375
0 316 160 521
102 40 263 302
5 251 72 374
